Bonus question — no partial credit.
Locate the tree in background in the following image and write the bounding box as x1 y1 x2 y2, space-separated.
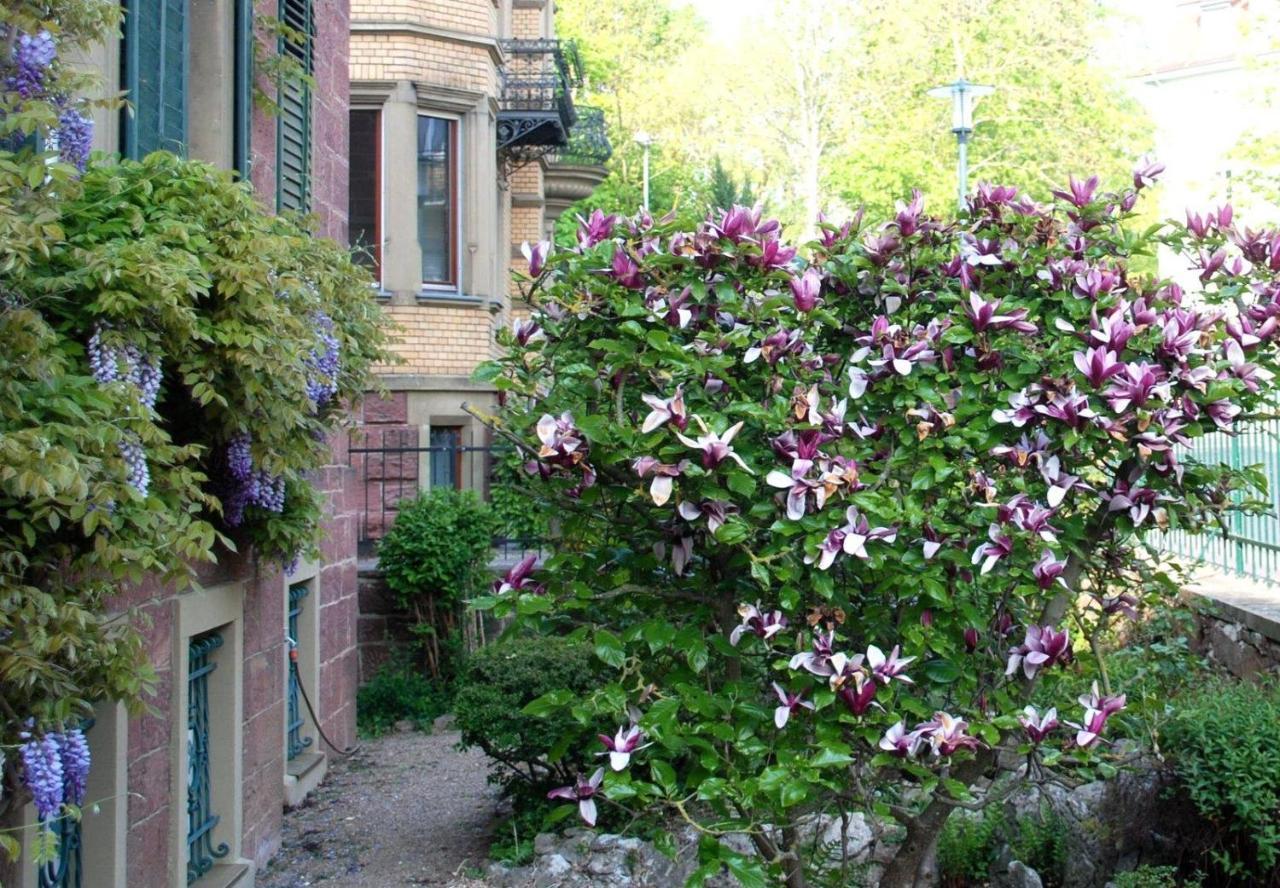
708 155 755 215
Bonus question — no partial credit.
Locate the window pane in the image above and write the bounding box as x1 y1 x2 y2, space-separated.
430 427 461 490
348 110 380 273
417 117 453 284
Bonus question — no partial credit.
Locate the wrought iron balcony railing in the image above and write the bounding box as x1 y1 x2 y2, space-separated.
547 105 613 167
498 39 582 151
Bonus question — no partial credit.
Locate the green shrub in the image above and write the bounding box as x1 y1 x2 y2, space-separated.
378 489 495 678
454 636 603 795
937 803 1066 887
1160 680 1280 881
1112 865 1201 888
489 449 548 542
356 659 453 737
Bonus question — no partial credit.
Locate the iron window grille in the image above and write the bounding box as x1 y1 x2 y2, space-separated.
286 583 313 760
547 105 613 167
497 39 582 173
187 632 229 884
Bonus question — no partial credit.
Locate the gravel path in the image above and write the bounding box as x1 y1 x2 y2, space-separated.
260 727 502 887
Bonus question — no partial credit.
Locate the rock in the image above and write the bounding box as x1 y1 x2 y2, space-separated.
533 832 559 856
393 719 414 733
432 713 455 732
1007 860 1044 888
544 853 572 877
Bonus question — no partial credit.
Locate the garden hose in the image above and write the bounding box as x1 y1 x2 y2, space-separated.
289 643 361 757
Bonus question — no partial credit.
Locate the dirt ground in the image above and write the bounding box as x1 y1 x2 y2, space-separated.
259 727 502 887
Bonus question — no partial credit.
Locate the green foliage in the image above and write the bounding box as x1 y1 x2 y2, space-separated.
0 0 390 848
488 798 557 866
1160 680 1280 880
489 450 548 542
937 805 1067 887
356 658 453 737
1111 865 1201 888
709 155 754 215
454 636 603 794
379 489 496 607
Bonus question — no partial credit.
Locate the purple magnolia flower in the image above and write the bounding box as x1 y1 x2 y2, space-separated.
789 631 838 675
647 286 694 329
598 725 651 771
640 386 688 434
765 459 825 520
991 387 1042 427
1104 362 1170 413
879 721 923 758
1073 267 1125 301
921 525 944 560
816 210 860 249
772 683 815 729
21 734 65 820
1035 390 1097 431
964 293 1037 334
57 729 91 806
862 232 900 265
610 250 644 289
521 240 551 276
492 553 544 596
964 627 980 653
677 498 735 533
1074 346 1123 388
807 506 897 570
632 456 687 506
1105 480 1161 527
754 237 797 270
537 412 587 463
1006 625 1071 680
991 430 1049 468
1205 398 1241 430
729 602 787 646
8 30 57 99
1224 338 1274 393
1132 159 1165 191
1070 683 1127 747
1052 174 1100 209
576 210 618 249
833 666 878 716
1019 705 1059 743
894 190 925 237
789 268 822 312
513 317 544 347
1039 455 1086 507
548 769 605 826
745 328 806 366
916 712 981 757
713 203 778 243
866 644 914 685
1032 550 1068 590
675 417 752 472
971 524 1013 575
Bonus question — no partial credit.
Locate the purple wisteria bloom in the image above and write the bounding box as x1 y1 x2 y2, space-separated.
21 734 64 820
8 30 57 98
729 602 787 646
57 729 91 806
1006 625 1071 679
56 107 94 172
1019 705 1059 743
547 769 605 826
597 725 650 771
772 683 815 729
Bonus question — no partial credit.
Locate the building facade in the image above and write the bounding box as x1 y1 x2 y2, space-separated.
345 0 610 539
1 3 362 887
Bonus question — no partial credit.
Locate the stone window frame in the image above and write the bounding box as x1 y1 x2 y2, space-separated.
282 561 326 807
172 582 251 888
416 110 463 291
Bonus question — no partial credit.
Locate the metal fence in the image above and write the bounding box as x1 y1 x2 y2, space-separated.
1154 418 1280 585
349 433 543 559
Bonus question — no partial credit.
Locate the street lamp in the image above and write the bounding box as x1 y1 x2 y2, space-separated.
634 131 654 212
926 78 995 210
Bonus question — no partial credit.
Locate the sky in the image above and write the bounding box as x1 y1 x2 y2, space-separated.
680 0 770 40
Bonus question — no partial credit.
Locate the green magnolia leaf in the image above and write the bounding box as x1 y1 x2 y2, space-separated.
650 759 678 795
594 629 627 668
923 658 962 684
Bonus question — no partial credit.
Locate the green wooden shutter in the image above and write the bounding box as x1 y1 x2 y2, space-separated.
276 0 313 211
122 0 188 158
233 0 253 177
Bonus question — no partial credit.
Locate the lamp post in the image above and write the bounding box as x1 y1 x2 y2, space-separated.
634 130 654 212
927 78 994 210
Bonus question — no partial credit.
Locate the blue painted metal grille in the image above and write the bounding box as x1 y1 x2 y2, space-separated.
187 632 229 884
287 583 313 760
1153 417 1280 585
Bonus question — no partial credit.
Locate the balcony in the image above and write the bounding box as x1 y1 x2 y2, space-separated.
543 105 613 226
497 39 581 153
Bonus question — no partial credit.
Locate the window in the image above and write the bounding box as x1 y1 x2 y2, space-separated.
122 0 188 157
417 116 458 286
286 583 314 760
430 426 463 490
276 0 313 211
187 631 229 884
348 110 381 275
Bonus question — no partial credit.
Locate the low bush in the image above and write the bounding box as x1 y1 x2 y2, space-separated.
937 803 1066 887
1160 680 1280 882
454 636 603 796
378 489 495 679
1112 866 1201 888
356 659 453 737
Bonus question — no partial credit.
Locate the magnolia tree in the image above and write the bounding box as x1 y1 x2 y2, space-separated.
473 168 1280 886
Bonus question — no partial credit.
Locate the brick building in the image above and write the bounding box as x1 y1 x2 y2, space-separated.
2 3 361 887
345 0 610 532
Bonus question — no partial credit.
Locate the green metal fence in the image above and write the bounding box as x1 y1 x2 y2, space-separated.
286 583 313 760
187 632 229 884
1155 418 1280 584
